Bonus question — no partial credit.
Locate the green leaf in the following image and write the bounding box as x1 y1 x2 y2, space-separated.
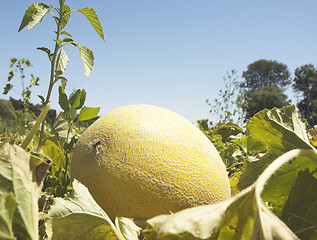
281 169 317 239
52 113 70 147
3 84 13 94
0 193 17 240
9 58 17 68
238 106 317 216
41 139 66 175
18 3 50 31
45 179 134 240
37 47 52 60
76 44 94 77
56 47 69 74
78 106 100 121
0 144 42 240
58 86 69 111
38 95 45 104
30 74 40 87
76 7 105 41
146 185 298 240
69 89 81 108
147 203 228 239
69 89 86 110
7 70 16 82
77 89 86 110
60 4 71 30
60 30 73 37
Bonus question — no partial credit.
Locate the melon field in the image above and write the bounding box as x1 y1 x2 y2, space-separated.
1 1 317 240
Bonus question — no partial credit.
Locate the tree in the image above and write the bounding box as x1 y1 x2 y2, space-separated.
241 59 291 91
240 59 291 120
292 64 317 126
244 85 290 119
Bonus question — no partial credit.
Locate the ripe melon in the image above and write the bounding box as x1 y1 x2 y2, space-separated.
70 104 231 220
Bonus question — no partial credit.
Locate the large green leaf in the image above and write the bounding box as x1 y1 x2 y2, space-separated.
281 169 317 239
76 7 105 41
0 193 17 240
18 3 50 31
45 179 140 240
238 106 317 216
76 44 94 77
146 148 317 239
0 144 43 240
146 185 298 240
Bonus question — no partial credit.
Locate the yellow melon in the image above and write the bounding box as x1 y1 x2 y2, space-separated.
70 104 230 220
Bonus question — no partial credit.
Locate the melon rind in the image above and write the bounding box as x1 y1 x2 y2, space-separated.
70 104 231 220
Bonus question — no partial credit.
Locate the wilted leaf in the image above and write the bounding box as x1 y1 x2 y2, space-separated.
77 7 105 41
45 179 133 240
18 3 50 31
78 106 100 121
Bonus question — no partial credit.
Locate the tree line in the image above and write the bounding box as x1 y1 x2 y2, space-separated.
209 59 317 127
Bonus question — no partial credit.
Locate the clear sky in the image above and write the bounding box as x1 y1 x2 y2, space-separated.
1 1 317 123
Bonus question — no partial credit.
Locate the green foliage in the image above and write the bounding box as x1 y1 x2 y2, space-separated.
292 64 317 127
45 180 140 240
3 58 40 126
0 99 17 121
40 85 99 197
146 106 317 240
241 59 291 91
198 120 244 171
240 59 291 120
0 143 49 240
243 85 291 119
281 169 317 239
206 69 245 125
18 0 105 148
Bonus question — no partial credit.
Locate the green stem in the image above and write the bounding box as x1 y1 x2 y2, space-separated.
21 103 51 149
37 2 65 151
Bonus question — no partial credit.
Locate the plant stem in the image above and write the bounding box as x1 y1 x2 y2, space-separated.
37 2 65 151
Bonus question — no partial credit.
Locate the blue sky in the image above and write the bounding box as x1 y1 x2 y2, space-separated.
1 1 317 123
